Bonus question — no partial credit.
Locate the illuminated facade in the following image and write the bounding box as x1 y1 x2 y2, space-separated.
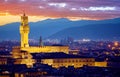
12 49 35 67
41 58 95 68
21 46 69 54
69 50 79 55
41 58 108 68
95 61 107 67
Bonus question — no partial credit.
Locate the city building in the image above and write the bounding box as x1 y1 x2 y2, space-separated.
0 57 7 65
41 57 95 68
37 53 107 68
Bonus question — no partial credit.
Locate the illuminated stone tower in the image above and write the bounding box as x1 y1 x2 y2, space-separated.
20 13 29 48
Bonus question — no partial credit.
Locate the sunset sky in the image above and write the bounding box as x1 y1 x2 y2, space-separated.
0 0 120 26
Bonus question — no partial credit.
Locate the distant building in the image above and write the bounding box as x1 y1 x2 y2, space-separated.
69 50 80 55
0 57 7 65
32 52 108 68
41 57 95 68
35 53 95 68
0 57 13 65
95 61 107 67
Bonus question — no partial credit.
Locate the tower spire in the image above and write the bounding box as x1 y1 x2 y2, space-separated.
39 36 43 46
22 10 26 16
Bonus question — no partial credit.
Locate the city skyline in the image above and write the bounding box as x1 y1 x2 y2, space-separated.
0 1 120 76
0 0 120 26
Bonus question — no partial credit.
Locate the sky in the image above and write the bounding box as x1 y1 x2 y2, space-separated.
0 0 120 26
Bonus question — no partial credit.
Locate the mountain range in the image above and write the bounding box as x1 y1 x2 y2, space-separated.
0 18 120 41
48 23 120 41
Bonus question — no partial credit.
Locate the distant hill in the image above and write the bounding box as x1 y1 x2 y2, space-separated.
48 23 120 41
0 18 120 41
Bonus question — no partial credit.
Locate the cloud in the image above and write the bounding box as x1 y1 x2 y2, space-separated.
48 3 67 8
80 7 116 11
0 0 120 25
